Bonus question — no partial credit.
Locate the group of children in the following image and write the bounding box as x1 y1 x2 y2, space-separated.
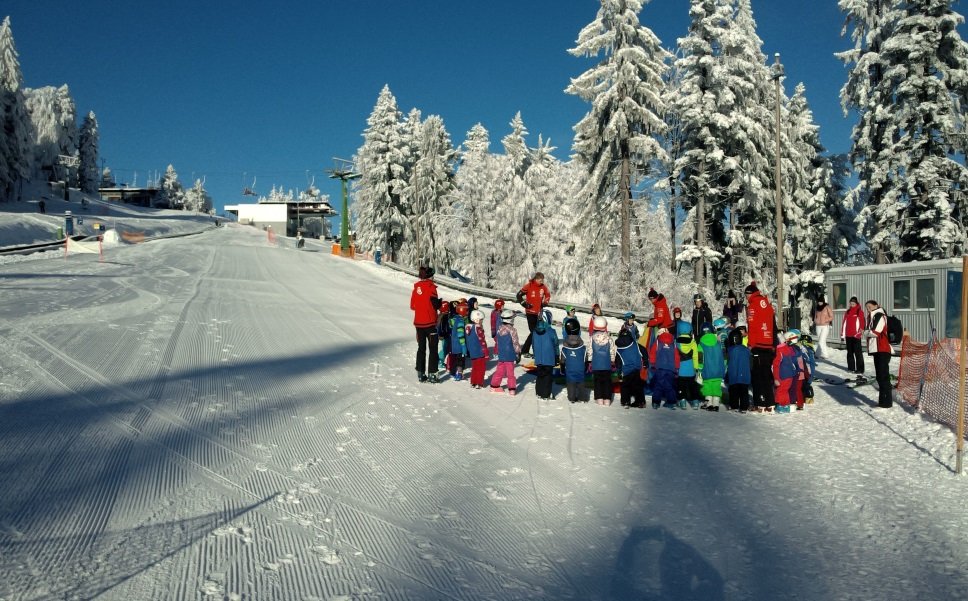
433 298 817 413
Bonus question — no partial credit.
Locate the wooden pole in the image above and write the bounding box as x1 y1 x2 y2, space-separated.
956 255 968 474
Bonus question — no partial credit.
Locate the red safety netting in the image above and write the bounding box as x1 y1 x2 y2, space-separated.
897 334 968 440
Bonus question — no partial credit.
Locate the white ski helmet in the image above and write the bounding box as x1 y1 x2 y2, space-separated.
784 329 801 343
470 309 484 323
501 309 515 322
592 315 607 330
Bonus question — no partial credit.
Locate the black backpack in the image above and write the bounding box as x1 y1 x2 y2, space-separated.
886 314 904 344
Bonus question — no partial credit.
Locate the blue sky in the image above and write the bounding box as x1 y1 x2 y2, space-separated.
7 1 853 216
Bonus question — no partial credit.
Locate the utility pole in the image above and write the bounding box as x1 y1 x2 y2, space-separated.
772 53 785 329
328 158 360 257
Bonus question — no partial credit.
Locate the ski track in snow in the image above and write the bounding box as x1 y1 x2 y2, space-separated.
0 225 966 600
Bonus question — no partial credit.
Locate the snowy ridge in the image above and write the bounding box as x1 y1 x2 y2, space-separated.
0 224 966 600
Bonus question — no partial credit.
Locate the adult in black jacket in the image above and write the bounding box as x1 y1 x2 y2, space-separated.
691 294 713 336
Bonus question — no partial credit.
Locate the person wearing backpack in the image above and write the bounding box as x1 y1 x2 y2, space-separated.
772 330 803 414
865 300 894 408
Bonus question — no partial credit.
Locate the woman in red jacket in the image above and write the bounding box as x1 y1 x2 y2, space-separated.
841 296 865 376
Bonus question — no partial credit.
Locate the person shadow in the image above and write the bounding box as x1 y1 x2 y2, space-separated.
609 525 724 601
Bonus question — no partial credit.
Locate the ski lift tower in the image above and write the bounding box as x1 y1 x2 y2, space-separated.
327 158 360 257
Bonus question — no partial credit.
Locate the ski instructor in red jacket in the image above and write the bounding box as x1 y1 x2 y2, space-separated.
517 272 551 357
744 281 777 412
411 266 442 383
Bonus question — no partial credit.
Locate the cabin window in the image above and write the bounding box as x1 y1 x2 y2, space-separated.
832 282 847 310
915 278 935 310
893 279 911 311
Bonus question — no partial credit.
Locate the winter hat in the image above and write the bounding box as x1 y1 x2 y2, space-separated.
470 309 484 323
744 281 759 295
623 311 635 320
647 288 658 300
564 319 581 335
535 320 548 334
419 266 435 279
467 297 478 310
693 293 703 302
566 305 576 315
727 289 737 300
673 306 682 317
592 315 607 330
615 330 633 347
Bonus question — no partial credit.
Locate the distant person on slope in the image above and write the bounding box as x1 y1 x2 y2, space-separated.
411 266 442 383
516 272 551 357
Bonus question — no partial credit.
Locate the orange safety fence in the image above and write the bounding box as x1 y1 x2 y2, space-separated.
120 230 145 243
897 334 968 439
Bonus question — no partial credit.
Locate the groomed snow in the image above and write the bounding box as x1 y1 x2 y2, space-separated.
0 215 966 600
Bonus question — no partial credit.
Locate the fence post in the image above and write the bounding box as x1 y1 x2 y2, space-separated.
956 255 968 474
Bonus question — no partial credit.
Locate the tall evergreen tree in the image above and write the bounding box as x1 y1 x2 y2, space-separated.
402 115 456 270
77 111 99 194
453 123 500 285
566 0 670 301
880 0 968 260
159 164 185 209
352 85 407 259
838 0 900 262
669 0 735 289
0 17 32 201
24 85 78 182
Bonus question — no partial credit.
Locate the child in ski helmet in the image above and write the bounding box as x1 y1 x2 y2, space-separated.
560 318 589 403
490 309 521 395
590 316 615 406
465 310 490 389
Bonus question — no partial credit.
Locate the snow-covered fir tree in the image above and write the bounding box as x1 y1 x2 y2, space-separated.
668 0 737 290
453 123 501 286
492 112 538 285
158 164 185 209
24 85 78 183
183 179 212 213
669 0 794 298
837 0 901 262
400 114 456 270
77 111 99 194
880 0 968 260
351 85 407 260
566 0 670 302
0 17 32 202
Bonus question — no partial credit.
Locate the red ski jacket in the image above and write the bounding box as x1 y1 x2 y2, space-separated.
746 291 776 349
517 279 551 316
647 295 673 329
410 279 439 328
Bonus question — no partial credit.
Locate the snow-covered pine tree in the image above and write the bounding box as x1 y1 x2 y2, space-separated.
351 85 407 260
453 123 500 286
879 0 968 260
24 85 78 183
837 0 901 263
722 0 781 294
394 108 425 266
492 112 537 286
183 179 212 213
158 164 185 209
77 111 99 194
566 0 670 304
669 0 736 289
403 115 456 271
0 17 32 202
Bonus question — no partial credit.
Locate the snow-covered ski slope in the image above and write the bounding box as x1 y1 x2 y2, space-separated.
0 224 966 601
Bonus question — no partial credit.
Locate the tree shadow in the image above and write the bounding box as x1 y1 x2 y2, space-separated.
0 496 273 600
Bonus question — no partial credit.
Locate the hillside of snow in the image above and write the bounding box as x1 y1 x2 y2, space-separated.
0 219 965 600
